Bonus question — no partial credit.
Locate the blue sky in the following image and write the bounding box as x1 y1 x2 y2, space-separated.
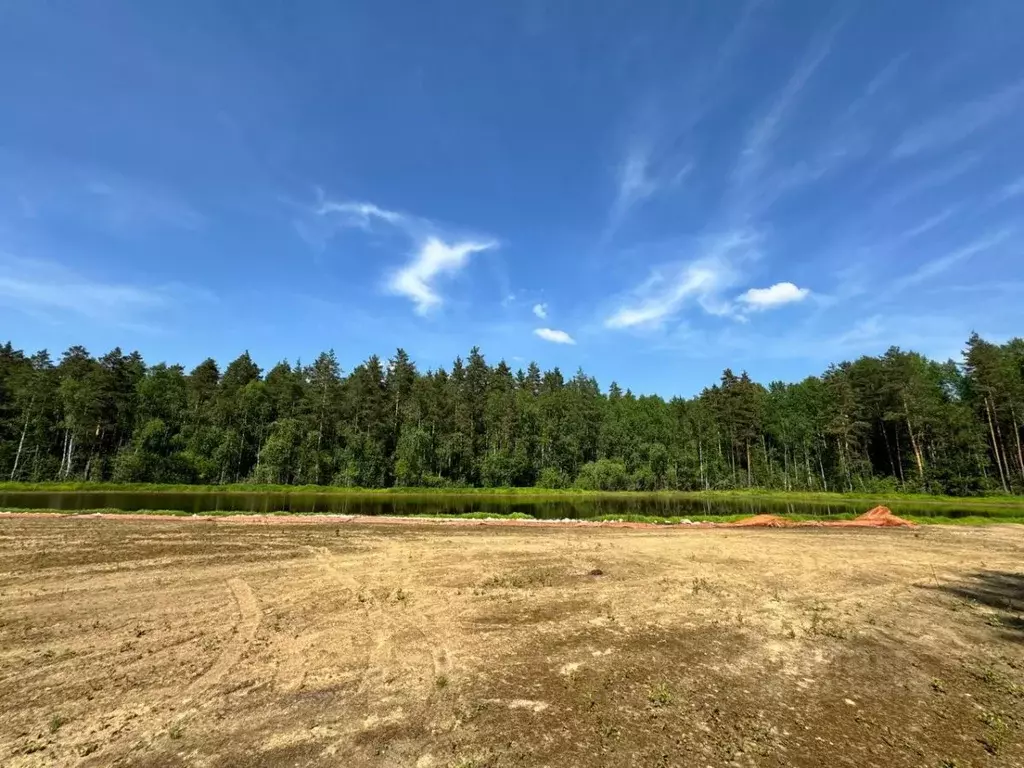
2 0 1023 396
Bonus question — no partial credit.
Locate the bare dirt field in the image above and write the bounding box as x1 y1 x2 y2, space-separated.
1 516 1022 768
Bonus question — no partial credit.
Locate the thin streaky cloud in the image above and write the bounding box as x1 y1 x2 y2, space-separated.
316 200 406 228
864 53 908 98
882 153 979 206
891 80 1024 158
894 207 959 242
890 229 1013 293
605 230 758 329
605 139 659 237
996 175 1024 201
926 280 1024 295
534 327 575 345
733 17 845 193
0 252 207 326
838 53 908 124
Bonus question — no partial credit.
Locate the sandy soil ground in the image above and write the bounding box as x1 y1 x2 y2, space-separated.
1 517 1022 767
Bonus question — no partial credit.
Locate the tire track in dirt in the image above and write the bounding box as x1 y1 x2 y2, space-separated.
185 577 261 700
81 578 262 768
369 545 457 699
352 545 397 699
306 543 453 703
275 546 366 693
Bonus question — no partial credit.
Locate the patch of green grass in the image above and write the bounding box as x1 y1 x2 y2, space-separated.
168 723 184 740
48 714 66 734
905 514 1024 526
648 682 673 707
979 711 1008 754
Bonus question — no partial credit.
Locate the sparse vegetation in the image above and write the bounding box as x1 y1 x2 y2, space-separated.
2 515 1023 766
691 577 715 595
979 711 1009 754
648 682 673 707
48 714 66 733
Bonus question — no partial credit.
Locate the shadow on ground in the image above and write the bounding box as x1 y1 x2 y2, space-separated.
931 570 1024 642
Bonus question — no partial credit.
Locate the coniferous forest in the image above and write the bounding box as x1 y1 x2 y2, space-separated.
2 334 1024 496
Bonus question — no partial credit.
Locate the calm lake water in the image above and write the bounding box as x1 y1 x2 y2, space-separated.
0 491 1011 519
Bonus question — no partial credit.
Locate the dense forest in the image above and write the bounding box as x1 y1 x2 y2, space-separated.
1 334 1024 496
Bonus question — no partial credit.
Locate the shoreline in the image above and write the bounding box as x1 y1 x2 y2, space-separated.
3 482 1024 511
0 507 995 529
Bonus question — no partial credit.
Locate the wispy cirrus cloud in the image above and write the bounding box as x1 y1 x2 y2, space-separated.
604 230 758 329
314 199 405 229
880 153 979 207
843 53 908 119
294 192 423 249
603 139 691 243
996 175 1024 202
302 193 498 315
893 207 959 242
0 252 208 327
83 177 204 233
611 142 659 224
889 229 1013 294
534 327 575 345
891 80 1024 158
0 155 203 235
733 17 845 202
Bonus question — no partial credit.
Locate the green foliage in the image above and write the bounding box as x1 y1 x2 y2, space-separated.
575 459 629 491
2 335 1024 498
648 682 673 707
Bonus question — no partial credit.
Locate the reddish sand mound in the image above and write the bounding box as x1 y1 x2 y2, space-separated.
848 505 915 527
728 514 794 528
722 505 915 529
860 505 894 519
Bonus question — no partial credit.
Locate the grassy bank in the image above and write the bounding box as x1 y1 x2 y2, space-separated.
3 507 1022 525
3 481 1024 509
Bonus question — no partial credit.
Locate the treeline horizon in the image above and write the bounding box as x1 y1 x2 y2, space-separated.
1 333 1023 497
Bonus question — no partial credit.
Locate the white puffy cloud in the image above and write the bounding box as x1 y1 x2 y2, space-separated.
388 237 497 315
736 282 810 310
534 328 576 345
532 302 548 319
